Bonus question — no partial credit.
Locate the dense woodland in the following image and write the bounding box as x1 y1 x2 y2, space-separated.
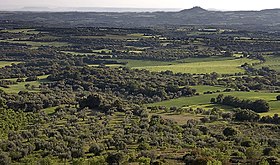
0 20 279 165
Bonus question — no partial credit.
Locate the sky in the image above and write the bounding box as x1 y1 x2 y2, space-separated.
1 0 280 11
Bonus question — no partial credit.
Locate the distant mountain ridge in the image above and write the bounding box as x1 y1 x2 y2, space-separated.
13 7 182 12
0 7 280 31
179 6 208 13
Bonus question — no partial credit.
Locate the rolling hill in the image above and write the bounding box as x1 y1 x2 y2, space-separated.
0 7 280 30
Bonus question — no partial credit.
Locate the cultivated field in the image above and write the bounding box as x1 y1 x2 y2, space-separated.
0 75 49 94
190 85 227 94
134 58 258 74
0 40 70 48
148 90 280 116
0 61 20 68
254 55 280 71
117 57 237 68
0 29 40 34
75 33 154 40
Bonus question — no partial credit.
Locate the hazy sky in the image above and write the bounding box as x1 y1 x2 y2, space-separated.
1 0 280 11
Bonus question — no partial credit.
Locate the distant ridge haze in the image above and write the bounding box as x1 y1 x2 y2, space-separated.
15 7 182 12
1 0 280 11
0 6 280 31
2 6 280 12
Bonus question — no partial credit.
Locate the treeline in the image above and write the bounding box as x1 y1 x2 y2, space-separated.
0 89 75 112
211 94 270 113
47 66 197 104
233 108 280 124
115 47 224 61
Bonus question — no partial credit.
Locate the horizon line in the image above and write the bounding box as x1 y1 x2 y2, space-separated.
0 6 279 12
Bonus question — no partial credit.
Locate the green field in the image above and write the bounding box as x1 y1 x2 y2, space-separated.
149 112 203 125
62 51 99 56
0 75 49 94
89 64 123 67
117 57 237 68
0 61 20 68
0 40 70 48
127 33 154 38
135 58 258 74
43 106 57 115
91 49 112 53
116 59 175 68
75 33 153 40
254 55 280 71
148 90 280 116
190 85 227 94
0 81 40 93
0 29 40 34
61 51 113 57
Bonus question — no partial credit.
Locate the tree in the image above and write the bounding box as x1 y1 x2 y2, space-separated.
234 108 260 122
38 156 56 165
0 98 5 108
216 94 224 103
224 51 233 57
88 156 107 165
0 152 11 165
223 127 238 137
137 142 150 151
138 156 151 165
216 95 270 113
252 100 269 113
79 94 103 110
25 84 30 89
245 147 262 160
71 148 85 158
115 141 127 150
210 98 216 103
106 152 127 165
89 143 104 156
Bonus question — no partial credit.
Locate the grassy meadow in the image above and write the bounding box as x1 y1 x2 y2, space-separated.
0 40 70 48
134 58 258 74
116 59 176 67
0 61 20 68
190 85 227 94
0 29 40 34
75 33 154 40
254 55 280 72
0 75 49 94
61 51 99 56
117 57 237 68
148 90 280 116
149 112 204 125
